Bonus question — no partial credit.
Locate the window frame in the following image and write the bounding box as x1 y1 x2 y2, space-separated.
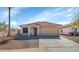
23 28 28 33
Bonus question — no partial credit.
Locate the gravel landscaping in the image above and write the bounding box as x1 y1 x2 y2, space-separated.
62 35 79 43
0 39 39 50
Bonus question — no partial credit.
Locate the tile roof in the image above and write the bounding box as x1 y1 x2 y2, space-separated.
20 21 62 27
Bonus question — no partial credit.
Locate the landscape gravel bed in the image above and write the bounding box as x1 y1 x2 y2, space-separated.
0 39 39 50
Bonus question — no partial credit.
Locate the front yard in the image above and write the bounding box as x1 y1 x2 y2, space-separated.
62 35 79 43
0 37 79 52
0 38 39 50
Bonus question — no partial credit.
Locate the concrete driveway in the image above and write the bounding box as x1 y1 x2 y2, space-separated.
39 37 79 52
0 37 79 52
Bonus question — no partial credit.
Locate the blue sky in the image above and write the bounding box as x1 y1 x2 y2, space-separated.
0 7 79 28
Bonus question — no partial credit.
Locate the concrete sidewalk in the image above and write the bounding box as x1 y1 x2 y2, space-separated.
0 37 79 52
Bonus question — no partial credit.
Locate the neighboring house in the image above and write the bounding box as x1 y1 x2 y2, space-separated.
0 28 8 37
0 28 17 37
61 24 79 35
20 21 61 37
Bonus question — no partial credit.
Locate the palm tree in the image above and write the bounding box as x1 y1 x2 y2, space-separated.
7 7 11 37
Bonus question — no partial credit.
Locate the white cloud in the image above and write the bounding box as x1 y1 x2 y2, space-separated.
11 8 22 16
1 7 78 26
1 7 23 20
6 20 17 25
6 20 18 28
66 13 73 18
67 8 74 12
10 21 18 28
27 8 64 23
26 7 75 25
58 22 70 25
0 7 23 26
11 21 17 25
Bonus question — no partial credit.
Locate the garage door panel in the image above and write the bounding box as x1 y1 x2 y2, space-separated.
40 27 59 36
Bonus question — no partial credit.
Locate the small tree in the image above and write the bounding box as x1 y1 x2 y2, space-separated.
71 12 79 28
0 22 8 30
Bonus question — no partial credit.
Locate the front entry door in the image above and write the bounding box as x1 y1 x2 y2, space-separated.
34 28 38 36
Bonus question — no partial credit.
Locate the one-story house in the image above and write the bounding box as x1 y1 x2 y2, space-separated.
20 21 61 37
61 24 79 35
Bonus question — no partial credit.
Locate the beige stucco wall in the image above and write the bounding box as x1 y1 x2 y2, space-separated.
20 24 60 37
39 26 59 37
20 28 28 36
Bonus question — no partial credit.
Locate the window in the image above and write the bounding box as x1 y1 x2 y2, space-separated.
23 28 28 33
74 28 77 33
